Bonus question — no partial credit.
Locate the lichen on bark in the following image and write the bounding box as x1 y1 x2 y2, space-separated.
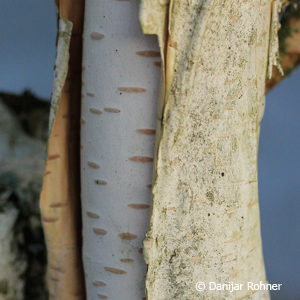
140 1 278 299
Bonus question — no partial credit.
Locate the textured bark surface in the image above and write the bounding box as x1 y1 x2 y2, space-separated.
40 0 85 299
81 0 160 299
140 1 277 299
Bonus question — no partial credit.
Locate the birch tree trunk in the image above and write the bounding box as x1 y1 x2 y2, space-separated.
139 0 282 299
80 0 160 299
42 0 294 299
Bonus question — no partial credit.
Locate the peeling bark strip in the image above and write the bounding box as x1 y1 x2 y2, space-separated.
40 0 85 299
139 0 278 299
81 0 160 299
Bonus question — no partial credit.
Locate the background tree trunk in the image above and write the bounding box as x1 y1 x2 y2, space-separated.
80 0 160 299
0 93 49 300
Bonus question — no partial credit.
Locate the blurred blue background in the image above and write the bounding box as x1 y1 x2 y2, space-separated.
0 1 299 299
0 1 56 99
259 67 300 299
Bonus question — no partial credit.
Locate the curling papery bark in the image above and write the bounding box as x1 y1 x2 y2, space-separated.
140 1 275 299
81 0 160 299
40 0 85 298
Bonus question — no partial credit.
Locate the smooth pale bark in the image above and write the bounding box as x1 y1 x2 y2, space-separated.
40 0 85 298
81 0 160 299
139 0 282 299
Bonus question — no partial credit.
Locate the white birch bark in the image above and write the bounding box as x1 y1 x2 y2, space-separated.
81 0 160 299
139 0 281 299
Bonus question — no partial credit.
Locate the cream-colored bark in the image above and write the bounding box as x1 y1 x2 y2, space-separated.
139 1 282 299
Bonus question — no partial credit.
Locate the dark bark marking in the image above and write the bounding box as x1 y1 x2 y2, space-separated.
90 108 102 115
93 281 106 287
95 179 107 185
137 129 156 135
118 87 147 93
119 232 138 240
48 154 60 160
90 32 104 40
50 202 68 208
88 161 100 169
129 156 153 163
86 211 100 219
93 228 107 235
120 258 134 263
104 267 127 274
104 108 121 113
136 50 161 57
42 217 58 223
128 203 150 209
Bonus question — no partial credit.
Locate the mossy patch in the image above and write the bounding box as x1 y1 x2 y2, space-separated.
0 279 9 295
